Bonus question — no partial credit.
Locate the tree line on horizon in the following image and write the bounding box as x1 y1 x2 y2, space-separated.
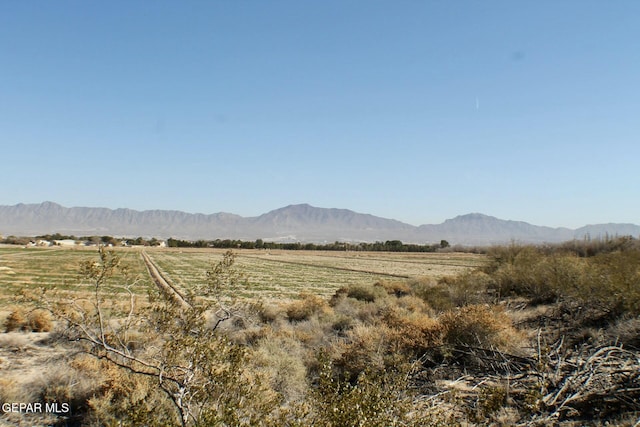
1 233 451 252
166 238 451 252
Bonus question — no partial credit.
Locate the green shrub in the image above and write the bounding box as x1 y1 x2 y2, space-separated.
591 249 640 316
564 249 640 319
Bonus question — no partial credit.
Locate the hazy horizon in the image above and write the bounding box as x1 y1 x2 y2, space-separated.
2 2 639 229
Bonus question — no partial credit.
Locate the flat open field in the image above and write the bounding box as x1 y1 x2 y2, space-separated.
146 248 485 300
0 246 150 305
0 246 486 304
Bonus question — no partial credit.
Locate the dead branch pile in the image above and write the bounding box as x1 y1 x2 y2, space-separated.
411 337 640 425
540 344 640 422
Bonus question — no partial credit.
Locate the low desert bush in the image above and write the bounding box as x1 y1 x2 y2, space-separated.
82 359 178 427
345 283 388 302
485 247 587 304
377 280 412 297
474 384 509 421
257 303 284 324
396 294 431 314
439 305 521 353
4 308 27 332
36 364 95 415
558 235 639 257
439 271 494 306
603 317 640 349
330 313 356 335
335 324 390 380
253 334 308 403
489 247 553 302
484 243 640 319
585 249 640 317
382 308 444 357
329 283 404 326
28 309 53 332
0 377 34 408
309 356 430 427
3 308 53 332
286 293 331 322
411 277 455 312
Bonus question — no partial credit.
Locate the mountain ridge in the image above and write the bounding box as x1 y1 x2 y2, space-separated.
0 202 638 245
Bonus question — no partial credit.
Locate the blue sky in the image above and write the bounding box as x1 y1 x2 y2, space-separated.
1 1 639 228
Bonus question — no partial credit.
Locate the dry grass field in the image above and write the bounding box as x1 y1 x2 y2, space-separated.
0 246 150 305
144 248 485 300
0 247 484 303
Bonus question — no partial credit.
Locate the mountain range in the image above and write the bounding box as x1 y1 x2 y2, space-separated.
1 202 638 245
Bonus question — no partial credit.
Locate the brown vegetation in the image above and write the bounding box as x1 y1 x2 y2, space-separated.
2 237 639 426
4 308 53 333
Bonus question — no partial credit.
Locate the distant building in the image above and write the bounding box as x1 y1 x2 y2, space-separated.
54 239 78 247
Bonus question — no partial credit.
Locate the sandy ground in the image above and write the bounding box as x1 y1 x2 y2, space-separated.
0 318 73 426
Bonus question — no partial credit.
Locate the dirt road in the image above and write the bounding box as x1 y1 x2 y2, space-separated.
140 250 191 309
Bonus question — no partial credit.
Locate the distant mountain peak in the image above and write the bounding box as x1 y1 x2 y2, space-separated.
446 213 496 222
0 202 638 245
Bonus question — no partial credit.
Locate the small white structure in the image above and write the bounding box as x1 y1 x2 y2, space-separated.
54 239 78 247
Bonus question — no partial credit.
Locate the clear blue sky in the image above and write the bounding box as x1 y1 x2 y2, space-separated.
1 1 639 228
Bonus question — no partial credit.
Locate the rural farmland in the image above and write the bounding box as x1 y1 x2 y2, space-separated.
0 246 485 303
143 248 485 300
